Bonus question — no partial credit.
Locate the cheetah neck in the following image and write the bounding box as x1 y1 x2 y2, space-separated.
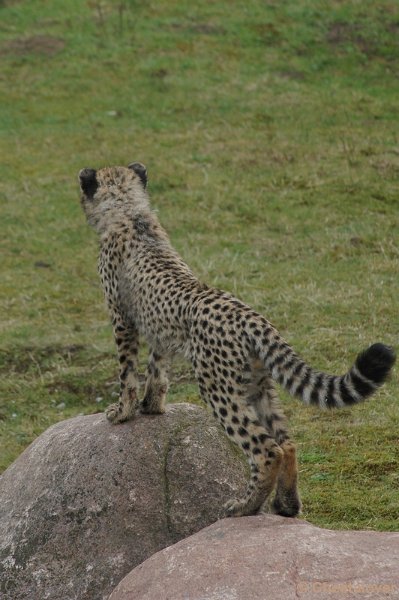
90 195 152 235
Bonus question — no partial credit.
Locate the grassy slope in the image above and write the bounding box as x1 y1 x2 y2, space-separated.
0 0 398 530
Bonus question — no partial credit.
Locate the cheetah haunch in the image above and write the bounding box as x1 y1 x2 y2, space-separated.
79 162 395 518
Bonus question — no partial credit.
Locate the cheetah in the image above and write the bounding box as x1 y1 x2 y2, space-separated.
79 162 396 518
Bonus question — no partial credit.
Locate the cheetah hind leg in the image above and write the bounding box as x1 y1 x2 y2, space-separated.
224 427 284 517
251 378 301 517
270 439 302 517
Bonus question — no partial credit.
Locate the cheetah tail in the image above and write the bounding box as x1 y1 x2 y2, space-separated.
261 340 396 408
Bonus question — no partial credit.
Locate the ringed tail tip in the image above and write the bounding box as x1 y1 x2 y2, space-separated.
355 343 396 386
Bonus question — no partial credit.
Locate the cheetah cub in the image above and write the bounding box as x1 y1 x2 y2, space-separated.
79 162 395 518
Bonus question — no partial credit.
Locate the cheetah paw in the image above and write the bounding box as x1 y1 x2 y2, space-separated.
271 495 302 518
223 498 248 517
139 404 166 415
105 403 134 424
105 403 123 423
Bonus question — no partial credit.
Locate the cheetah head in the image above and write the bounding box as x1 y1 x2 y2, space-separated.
79 162 148 230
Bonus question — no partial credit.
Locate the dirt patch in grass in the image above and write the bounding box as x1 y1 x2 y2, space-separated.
327 22 375 56
0 0 22 6
150 68 169 79
326 21 399 59
252 23 282 46
277 69 305 81
45 377 114 398
168 22 225 35
0 345 89 374
386 22 399 35
327 22 361 45
1 35 65 57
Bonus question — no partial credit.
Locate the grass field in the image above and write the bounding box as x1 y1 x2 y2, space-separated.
0 0 398 530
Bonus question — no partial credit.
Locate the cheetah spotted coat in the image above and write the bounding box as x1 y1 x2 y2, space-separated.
79 162 395 517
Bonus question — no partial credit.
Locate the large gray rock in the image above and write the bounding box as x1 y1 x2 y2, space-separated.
0 403 247 600
109 515 399 600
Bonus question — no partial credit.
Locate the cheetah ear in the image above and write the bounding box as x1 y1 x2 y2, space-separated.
128 162 147 189
79 168 98 199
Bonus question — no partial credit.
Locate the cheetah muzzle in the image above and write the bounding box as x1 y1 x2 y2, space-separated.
78 162 396 518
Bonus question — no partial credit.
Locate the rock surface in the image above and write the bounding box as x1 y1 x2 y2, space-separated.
109 514 399 600
0 403 247 600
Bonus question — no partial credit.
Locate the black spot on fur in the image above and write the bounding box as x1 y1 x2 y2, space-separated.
340 378 356 405
133 214 153 237
293 367 311 398
350 371 374 397
310 373 324 405
326 378 336 408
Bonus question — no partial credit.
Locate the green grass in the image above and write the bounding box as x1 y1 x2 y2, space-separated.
0 0 398 531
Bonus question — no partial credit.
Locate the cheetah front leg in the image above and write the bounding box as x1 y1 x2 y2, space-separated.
140 350 169 414
106 314 140 424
